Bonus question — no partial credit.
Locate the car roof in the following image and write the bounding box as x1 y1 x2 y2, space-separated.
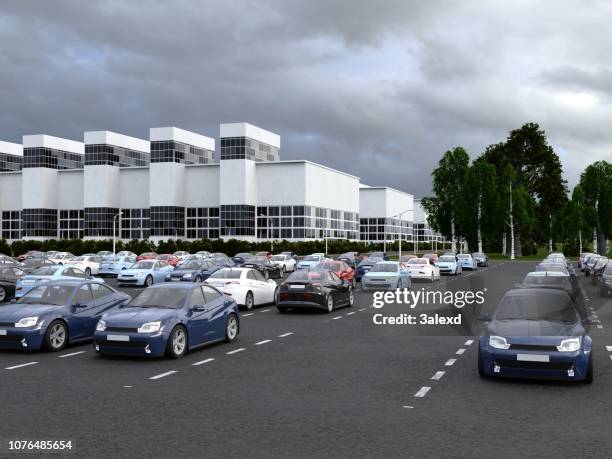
505 287 570 298
526 271 568 277
149 282 199 290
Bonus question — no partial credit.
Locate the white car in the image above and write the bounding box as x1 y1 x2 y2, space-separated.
48 252 75 264
116 251 136 258
405 258 440 282
64 255 102 276
270 254 297 273
205 267 279 310
172 251 190 260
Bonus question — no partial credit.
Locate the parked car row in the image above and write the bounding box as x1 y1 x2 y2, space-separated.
579 252 610 297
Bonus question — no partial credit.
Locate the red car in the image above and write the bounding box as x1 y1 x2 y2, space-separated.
156 253 180 267
136 252 158 262
318 260 356 287
17 250 44 262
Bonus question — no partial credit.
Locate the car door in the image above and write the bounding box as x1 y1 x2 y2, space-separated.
245 270 262 304
326 271 348 305
202 285 228 338
251 269 273 304
87 283 123 336
68 284 96 341
186 286 216 346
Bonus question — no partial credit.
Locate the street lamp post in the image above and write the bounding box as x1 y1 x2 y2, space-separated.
387 209 413 260
113 211 123 255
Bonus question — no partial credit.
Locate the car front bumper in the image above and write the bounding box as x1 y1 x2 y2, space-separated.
0 326 45 350
94 330 169 356
117 277 146 286
361 277 400 291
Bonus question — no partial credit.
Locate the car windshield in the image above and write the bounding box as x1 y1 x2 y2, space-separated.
178 261 203 270
271 255 285 261
208 269 241 279
235 253 251 258
472 253 484 257
523 276 571 288
30 266 62 276
407 258 428 265
18 284 76 305
23 259 45 266
132 261 154 270
302 256 319 262
439 256 456 262
128 287 190 309
370 263 397 273
457 254 470 259
287 269 326 282
495 292 576 322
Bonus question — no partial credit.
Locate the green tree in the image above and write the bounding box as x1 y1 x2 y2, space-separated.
579 160 612 255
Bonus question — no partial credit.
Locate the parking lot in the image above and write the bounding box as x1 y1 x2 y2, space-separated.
1 261 611 457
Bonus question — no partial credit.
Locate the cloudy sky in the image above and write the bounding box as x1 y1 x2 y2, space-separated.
1 0 611 197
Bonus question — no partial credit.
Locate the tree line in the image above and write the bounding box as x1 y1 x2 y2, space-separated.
421 123 612 257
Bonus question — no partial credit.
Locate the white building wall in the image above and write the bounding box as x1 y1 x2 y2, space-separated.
184 165 220 207
150 127 215 151
119 168 149 209
84 166 120 208
219 159 257 205
359 187 413 220
149 163 185 207
22 168 59 209
0 141 23 156
0 173 22 210
220 123 280 148
57 170 84 209
304 162 359 213
256 162 306 205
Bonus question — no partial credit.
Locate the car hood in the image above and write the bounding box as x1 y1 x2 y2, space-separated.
170 269 201 276
102 307 178 325
487 319 582 337
0 303 61 321
119 269 151 275
20 275 53 282
436 262 456 267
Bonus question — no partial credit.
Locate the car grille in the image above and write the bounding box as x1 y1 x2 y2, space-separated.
509 344 558 352
0 335 23 342
0 322 15 327
497 359 571 371
97 339 146 349
119 279 138 283
105 327 139 333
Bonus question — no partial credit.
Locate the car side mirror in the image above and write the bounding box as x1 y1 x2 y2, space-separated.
74 302 88 309
192 304 207 312
478 313 492 322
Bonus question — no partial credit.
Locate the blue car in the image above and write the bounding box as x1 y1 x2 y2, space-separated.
436 255 462 275
165 259 220 283
457 254 477 270
361 261 411 291
479 288 592 382
16 265 104 298
94 283 240 358
0 280 129 351
355 257 383 281
296 255 324 270
232 253 253 267
117 259 174 287
99 255 137 277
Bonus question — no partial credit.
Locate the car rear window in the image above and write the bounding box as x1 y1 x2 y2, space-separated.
209 269 242 279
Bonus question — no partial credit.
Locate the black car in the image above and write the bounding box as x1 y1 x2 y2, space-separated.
517 272 580 313
243 257 282 280
277 268 354 313
590 257 609 286
599 264 612 297
0 265 25 302
336 252 361 269
165 260 221 283
232 253 253 266
20 258 56 274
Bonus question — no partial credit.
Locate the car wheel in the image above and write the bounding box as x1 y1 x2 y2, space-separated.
430 273 434 283
44 320 68 352
245 291 254 310
348 289 354 307
273 287 279 305
194 275 202 283
478 350 486 378
0 286 6 302
584 355 593 383
264 270 269 280
225 313 238 343
277 306 288 313
351 278 356 289
397 279 403 290
85 267 91 276
281 266 286 276
326 295 334 313
165 325 187 359
145 275 153 287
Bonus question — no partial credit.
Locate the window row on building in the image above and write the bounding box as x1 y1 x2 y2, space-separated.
220 137 280 161
150 141 214 165
84 144 150 167
23 148 84 170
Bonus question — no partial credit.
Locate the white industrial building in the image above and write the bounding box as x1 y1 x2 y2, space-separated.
0 122 440 244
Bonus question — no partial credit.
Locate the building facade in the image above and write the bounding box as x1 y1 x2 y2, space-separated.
0 122 442 244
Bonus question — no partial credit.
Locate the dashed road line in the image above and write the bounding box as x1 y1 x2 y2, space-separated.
456 348 466 355
464 339 474 346
597 325 603 329
414 386 431 398
59 350 87 358
346 312 356 316
279 332 293 338
192 358 215 366
242 313 254 317
431 371 445 381
149 370 177 380
226 348 246 355
445 359 456 366
255 339 272 346
5 361 38 370
358 308 367 311
606 346 612 352
332 316 343 320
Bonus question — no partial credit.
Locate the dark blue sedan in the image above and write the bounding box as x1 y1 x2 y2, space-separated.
0 280 130 352
478 288 592 382
93 283 240 358
165 260 220 283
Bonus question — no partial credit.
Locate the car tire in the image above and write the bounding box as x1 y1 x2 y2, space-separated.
430 273 434 283
478 350 486 378
281 266 286 276
145 275 153 287
277 306 288 313
584 355 593 383
194 275 202 283
85 267 91 276
348 289 354 307
43 320 68 352
273 287 279 305
245 291 254 310
264 270 269 280
351 278 356 289
225 313 239 343
326 295 334 313
397 279 403 290
165 325 187 359
0 286 6 302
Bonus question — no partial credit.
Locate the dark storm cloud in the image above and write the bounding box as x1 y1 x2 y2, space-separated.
0 0 610 196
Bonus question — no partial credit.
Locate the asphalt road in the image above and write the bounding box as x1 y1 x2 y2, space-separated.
0 262 610 458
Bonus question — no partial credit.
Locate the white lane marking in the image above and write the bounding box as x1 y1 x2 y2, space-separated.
192 358 215 366
242 313 254 317
414 386 431 398
431 371 445 380
445 359 456 366
597 325 604 329
346 312 356 316
606 346 612 352
279 332 293 338
260 309 270 313
403 405 414 409
464 339 474 346
123 385 133 388
226 348 246 355
59 350 87 358
5 361 38 370
456 348 466 355
255 339 272 346
332 316 343 320
149 370 177 380
358 308 367 311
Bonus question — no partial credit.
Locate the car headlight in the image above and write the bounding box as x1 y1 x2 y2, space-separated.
137 321 162 333
15 316 39 328
557 337 581 352
96 320 106 331
489 335 510 350
182 273 193 279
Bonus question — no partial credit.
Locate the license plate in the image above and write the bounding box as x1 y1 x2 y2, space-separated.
107 334 129 342
517 354 549 362
0 330 6 335
290 285 305 289
171 278 180 282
